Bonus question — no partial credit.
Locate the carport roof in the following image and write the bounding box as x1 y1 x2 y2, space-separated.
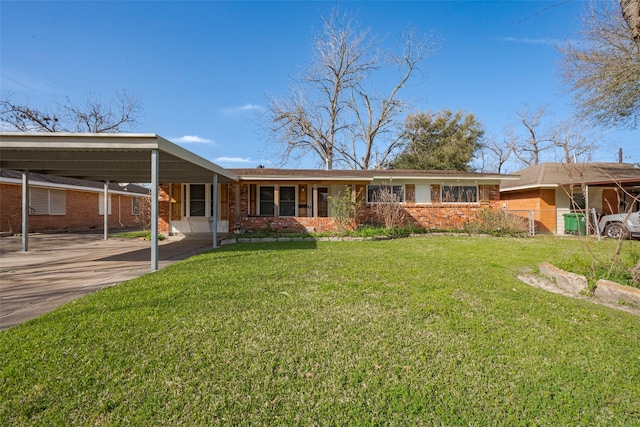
0 132 238 184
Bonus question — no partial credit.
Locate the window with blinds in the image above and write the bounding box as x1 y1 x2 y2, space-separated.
30 187 66 215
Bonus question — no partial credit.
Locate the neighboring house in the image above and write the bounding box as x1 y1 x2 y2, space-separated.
158 168 516 235
500 162 640 235
0 169 150 234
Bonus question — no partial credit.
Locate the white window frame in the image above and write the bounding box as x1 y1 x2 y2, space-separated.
440 184 479 204
366 185 405 204
30 187 66 215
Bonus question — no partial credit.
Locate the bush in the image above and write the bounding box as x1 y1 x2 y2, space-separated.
464 208 530 237
370 186 406 230
327 186 362 233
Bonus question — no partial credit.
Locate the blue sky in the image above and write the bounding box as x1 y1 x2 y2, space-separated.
1 1 637 171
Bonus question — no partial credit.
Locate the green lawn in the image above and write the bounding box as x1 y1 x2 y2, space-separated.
1 236 639 425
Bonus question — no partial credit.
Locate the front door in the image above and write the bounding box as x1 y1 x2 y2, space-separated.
318 187 328 217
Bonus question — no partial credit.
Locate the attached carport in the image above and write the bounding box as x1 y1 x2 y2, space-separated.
0 132 238 271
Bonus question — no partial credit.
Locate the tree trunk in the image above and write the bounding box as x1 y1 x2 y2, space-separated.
621 0 640 51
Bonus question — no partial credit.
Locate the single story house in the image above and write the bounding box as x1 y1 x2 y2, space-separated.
0 169 150 234
158 168 518 235
500 162 640 235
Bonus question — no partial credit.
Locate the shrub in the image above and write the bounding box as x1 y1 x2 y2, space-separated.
327 186 362 233
370 186 406 230
464 207 530 237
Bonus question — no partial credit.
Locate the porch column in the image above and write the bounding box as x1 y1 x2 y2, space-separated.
274 184 280 218
103 181 110 240
150 149 159 272
312 185 318 218
21 170 29 252
212 174 218 248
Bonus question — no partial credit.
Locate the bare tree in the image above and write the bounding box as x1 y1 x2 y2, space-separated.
620 0 640 50
1 89 143 133
552 118 596 163
559 1 640 129
505 106 597 169
266 9 438 170
505 106 555 167
477 138 513 173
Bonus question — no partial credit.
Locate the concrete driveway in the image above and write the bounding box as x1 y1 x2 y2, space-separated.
0 232 217 331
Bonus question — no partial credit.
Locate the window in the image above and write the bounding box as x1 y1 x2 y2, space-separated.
570 193 586 210
30 187 66 215
189 184 206 216
441 185 478 203
259 186 275 216
367 185 404 204
279 186 296 217
98 194 112 215
132 197 142 215
257 186 297 216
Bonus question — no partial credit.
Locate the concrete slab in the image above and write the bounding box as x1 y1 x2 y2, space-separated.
0 232 216 331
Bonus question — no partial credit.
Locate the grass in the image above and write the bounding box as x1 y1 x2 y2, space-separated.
1 236 639 425
109 230 166 240
555 237 639 288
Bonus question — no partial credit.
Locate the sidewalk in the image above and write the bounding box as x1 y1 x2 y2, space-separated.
0 232 216 331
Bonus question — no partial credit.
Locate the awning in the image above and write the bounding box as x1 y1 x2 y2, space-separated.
0 132 237 183
0 132 238 271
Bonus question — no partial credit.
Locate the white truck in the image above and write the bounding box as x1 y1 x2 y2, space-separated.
598 210 640 239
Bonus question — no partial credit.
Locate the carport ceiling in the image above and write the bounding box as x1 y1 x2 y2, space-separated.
0 132 238 184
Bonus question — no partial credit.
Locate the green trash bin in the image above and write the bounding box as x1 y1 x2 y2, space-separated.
563 213 586 235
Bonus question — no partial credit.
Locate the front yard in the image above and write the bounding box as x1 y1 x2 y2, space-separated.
1 236 639 425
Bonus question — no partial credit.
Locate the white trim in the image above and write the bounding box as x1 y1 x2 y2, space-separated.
500 184 558 192
241 175 374 182
0 176 149 197
372 175 512 182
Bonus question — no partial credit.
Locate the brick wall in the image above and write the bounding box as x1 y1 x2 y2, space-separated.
501 188 557 233
159 185 171 234
0 183 145 233
227 183 502 233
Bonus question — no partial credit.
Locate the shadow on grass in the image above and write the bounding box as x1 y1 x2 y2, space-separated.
98 238 319 263
216 240 318 253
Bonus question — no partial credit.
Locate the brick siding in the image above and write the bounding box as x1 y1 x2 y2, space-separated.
218 183 501 234
0 183 145 233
